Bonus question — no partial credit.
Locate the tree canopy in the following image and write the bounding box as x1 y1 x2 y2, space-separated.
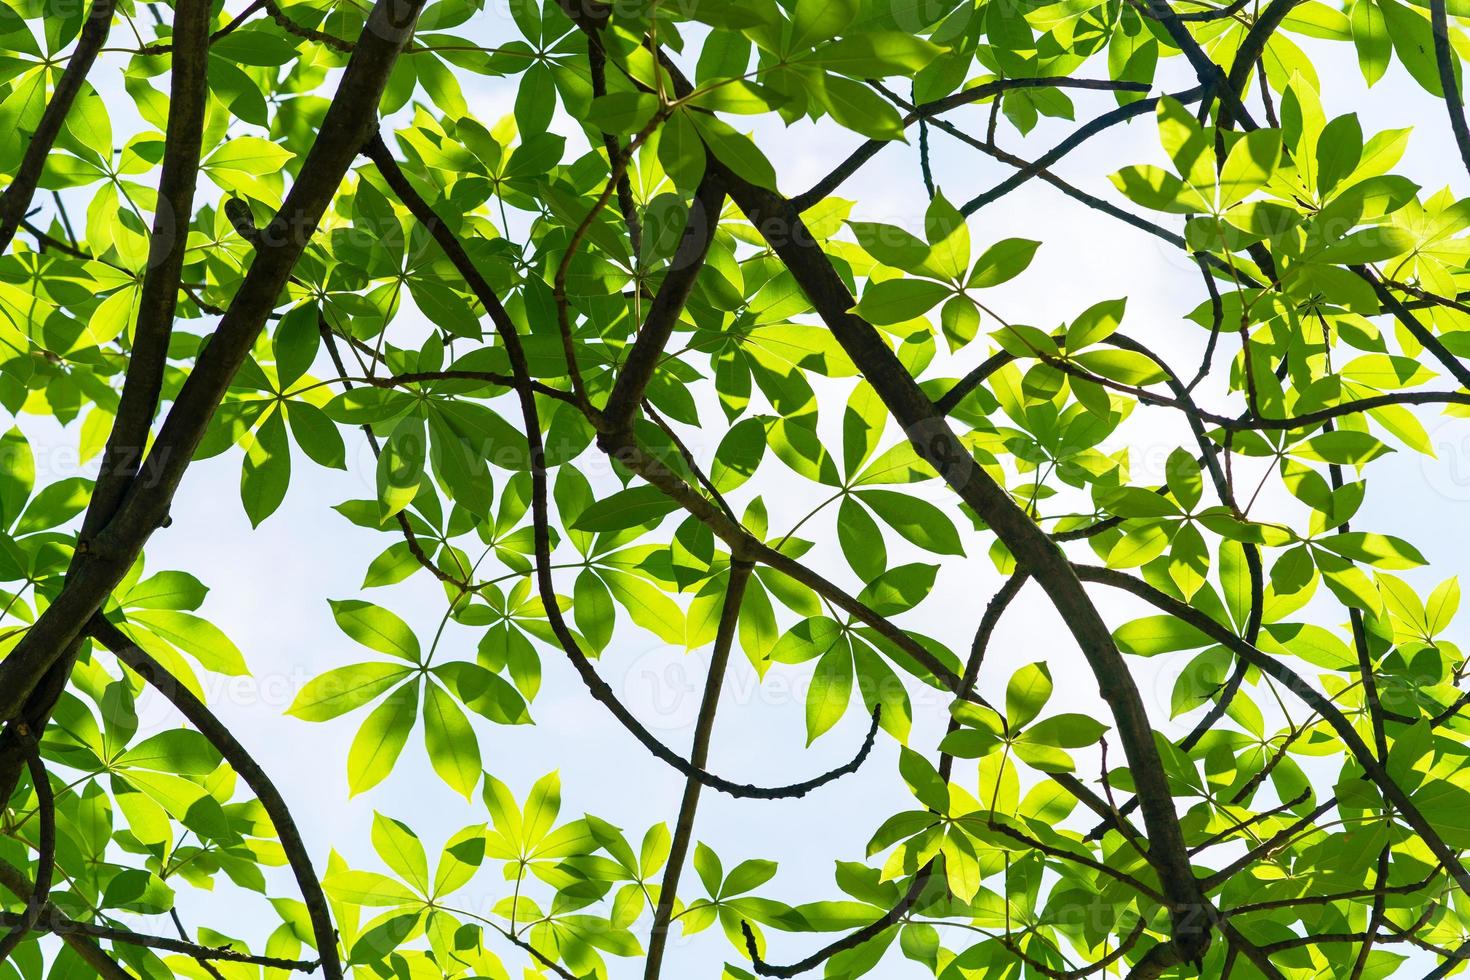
5 0 1470 977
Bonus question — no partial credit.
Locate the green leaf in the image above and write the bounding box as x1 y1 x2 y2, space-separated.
849 221 930 273
1262 622 1356 668
1317 532 1426 569
837 498 881 581
791 0 857 47
693 842 723 896
322 388 416 425
808 33 945 76
434 662 532 725
573 570 616 653
288 663 414 721
204 135 295 176
241 407 291 527
602 569 686 644
371 813 430 893
1005 662 1052 729
806 639 854 744
968 238 1040 288
821 74 905 141
129 611 249 675
1218 128 1282 206
658 110 706 189
323 869 420 907
722 858 777 896
348 681 419 797
273 304 320 388
122 571 208 611
1289 430 1393 465
571 485 680 532
585 92 660 134
1072 348 1166 385
852 278 951 325
434 824 487 897
1065 298 1126 350
1351 0 1391 85
16 476 90 533
856 563 938 615
378 415 426 523
119 729 222 775
1020 713 1108 748
0 427 34 526
1427 578 1460 635
1113 616 1212 655
856 489 963 555
329 599 422 662
1109 165 1202 213
1412 779 1470 847
523 771 562 846
691 114 778 190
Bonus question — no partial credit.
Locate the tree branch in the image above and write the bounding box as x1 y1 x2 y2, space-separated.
0 0 118 254
91 617 343 979
644 560 753 980
0 726 53 961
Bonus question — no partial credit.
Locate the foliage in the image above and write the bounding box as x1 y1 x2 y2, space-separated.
4 0 1470 977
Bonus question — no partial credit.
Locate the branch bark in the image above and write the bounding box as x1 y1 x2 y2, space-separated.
0 0 118 254
643 560 753 980
91 617 342 980
0 0 426 726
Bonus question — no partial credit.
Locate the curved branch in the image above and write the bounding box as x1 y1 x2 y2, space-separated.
718 141 1212 962
959 86 1206 215
1003 918 1148 979
0 859 136 979
602 431 973 697
1359 269 1470 391
793 77 1151 210
490 921 585 980
0 0 212 812
137 0 266 54
867 84 1259 288
90 618 344 980
1075 564 1470 902
603 171 726 430
936 350 1014 416
742 868 932 978
585 29 643 259
262 0 353 52
364 132 885 800
0 727 53 961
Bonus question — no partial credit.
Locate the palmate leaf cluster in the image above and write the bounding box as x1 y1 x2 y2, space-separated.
5 0 1470 976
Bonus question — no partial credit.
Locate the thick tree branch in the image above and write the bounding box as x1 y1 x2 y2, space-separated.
719 165 1212 962
1431 0 1470 177
602 172 726 431
1076 564 1470 903
0 0 212 805
0 0 425 727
